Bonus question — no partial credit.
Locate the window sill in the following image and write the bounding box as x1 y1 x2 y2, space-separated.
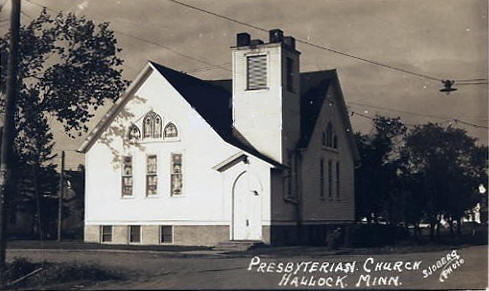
121 195 135 200
170 194 186 198
128 138 181 145
283 196 298 204
160 242 174 245
321 146 339 153
145 195 161 199
164 137 181 142
245 87 269 92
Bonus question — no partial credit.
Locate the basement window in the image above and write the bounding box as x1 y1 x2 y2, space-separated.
160 226 173 244
101 225 112 242
247 55 267 90
129 225 141 243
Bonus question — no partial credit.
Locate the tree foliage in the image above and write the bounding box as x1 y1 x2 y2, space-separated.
0 8 127 135
355 117 488 239
354 116 407 222
1 9 127 238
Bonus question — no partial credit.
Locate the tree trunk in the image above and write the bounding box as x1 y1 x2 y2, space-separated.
456 218 462 236
414 224 420 239
429 222 435 241
33 165 43 240
449 217 454 237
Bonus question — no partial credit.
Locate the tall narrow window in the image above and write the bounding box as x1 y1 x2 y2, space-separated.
320 159 324 198
101 225 112 242
154 115 162 138
164 123 178 138
336 162 340 198
171 153 183 196
143 111 163 139
328 160 332 197
286 151 293 198
129 225 141 243
146 155 157 195
247 55 267 90
160 226 173 244
143 114 153 138
286 57 294 92
326 122 333 147
333 134 338 149
121 156 133 197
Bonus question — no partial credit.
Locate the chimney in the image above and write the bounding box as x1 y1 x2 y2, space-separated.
236 32 251 47
249 39 264 46
283 36 296 50
269 29 284 43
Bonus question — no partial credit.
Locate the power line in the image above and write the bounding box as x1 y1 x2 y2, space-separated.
452 119 489 129
455 78 488 82
165 0 454 82
457 82 488 86
115 30 230 72
348 101 454 121
349 109 489 130
348 100 488 124
24 0 230 73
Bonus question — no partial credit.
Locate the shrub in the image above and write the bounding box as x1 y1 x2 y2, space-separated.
350 223 409 247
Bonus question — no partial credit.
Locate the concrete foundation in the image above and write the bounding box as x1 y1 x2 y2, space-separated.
85 224 229 246
84 223 351 246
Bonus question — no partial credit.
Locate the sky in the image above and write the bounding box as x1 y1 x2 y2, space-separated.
1 0 488 169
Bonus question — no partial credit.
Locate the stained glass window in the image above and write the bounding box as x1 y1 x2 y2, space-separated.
171 153 182 196
122 156 133 196
164 123 178 138
142 111 163 139
146 155 157 195
128 125 141 140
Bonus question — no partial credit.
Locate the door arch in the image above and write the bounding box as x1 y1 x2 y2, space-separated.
232 171 262 240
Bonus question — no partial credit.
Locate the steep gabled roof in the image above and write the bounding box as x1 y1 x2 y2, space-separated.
297 70 335 148
79 61 359 165
149 62 285 168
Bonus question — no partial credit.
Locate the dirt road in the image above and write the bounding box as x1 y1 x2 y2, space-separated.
7 245 487 289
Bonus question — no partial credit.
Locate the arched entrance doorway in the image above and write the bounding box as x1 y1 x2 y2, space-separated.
232 171 262 240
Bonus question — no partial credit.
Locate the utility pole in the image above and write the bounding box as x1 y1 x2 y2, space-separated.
57 150 65 241
0 0 21 285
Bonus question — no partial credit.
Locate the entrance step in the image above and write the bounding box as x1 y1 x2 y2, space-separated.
213 240 263 252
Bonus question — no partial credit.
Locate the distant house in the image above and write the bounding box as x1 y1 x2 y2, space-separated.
78 29 360 246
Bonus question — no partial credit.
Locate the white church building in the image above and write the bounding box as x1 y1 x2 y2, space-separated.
78 29 360 246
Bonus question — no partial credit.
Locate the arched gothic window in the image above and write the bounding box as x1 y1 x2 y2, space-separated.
142 111 162 139
333 134 338 149
154 115 162 138
128 124 141 140
164 122 178 138
326 122 333 147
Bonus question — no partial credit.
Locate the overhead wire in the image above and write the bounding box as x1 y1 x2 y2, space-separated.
23 0 489 133
165 0 488 84
24 0 230 73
